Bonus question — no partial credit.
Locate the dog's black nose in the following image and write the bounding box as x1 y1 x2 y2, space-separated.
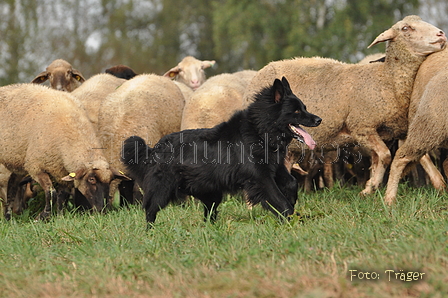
314 117 322 126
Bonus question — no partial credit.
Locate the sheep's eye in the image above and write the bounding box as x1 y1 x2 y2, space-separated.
402 26 409 32
75 75 81 81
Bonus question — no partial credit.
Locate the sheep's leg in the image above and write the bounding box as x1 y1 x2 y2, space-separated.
56 187 71 215
322 152 337 188
34 172 56 220
384 150 413 205
419 153 446 190
443 158 448 179
4 173 20 220
360 134 391 195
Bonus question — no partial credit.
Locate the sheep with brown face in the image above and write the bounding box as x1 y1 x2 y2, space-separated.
31 59 86 92
384 48 448 204
163 56 215 90
0 84 124 220
243 15 446 195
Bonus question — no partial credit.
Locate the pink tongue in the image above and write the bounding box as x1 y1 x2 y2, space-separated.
296 126 316 150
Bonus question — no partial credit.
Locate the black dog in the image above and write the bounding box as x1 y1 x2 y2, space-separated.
122 77 321 225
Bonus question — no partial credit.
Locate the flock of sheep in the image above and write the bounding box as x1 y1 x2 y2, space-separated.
0 15 447 221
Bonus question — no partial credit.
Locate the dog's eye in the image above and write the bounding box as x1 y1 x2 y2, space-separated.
294 110 300 114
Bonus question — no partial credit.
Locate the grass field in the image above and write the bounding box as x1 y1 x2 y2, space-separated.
0 183 447 298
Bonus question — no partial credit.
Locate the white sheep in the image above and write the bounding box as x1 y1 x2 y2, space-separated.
97 74 186 203
163 56 216 90
181 70 257 130
31 59 86 92
384 48 448 204
106 64 194 101
243 15 446 195
71 73 126 130
357 53 385 64
0 83 123 220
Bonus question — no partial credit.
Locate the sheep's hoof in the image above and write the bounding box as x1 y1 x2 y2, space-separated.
36 211 51 221
359 189 372 197
384 198 395 206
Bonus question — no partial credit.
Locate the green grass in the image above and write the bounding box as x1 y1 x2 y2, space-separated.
0 184 447 298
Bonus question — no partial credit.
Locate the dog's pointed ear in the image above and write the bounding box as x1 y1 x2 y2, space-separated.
281 77 292 94
273 78 284 103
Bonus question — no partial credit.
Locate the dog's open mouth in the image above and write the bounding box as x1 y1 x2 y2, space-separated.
289 124 316 150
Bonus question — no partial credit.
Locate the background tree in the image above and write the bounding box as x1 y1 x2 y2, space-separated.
1 0 445 85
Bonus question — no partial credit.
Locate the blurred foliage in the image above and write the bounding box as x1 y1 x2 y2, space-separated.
1 0 445 86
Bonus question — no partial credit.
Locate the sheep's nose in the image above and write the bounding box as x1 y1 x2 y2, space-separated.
190 80 201 89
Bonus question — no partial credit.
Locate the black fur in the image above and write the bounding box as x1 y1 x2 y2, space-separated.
122 77 321 225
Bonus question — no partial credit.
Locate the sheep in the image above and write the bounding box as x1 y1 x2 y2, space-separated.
105 65 194 100
173 81 194 101
181 70 257 130
31 59 86 92
71 73 126 130
0 165 9 204
384 48 448 204
105 65 138 80
357 53 386 64
163 56 216 90
97 74 185 204
243 15 446 195
0 83 124 220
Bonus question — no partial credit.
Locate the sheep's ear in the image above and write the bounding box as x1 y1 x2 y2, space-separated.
61 172 77 182
61 168 87 182
368 28 397 48
163 66 180 78
71 69 86 82
273 78 284 103
111 168 132 181
201 60 216 69
31 71 49 84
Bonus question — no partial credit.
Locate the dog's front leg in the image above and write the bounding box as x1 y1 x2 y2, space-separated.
275 165 298 208
198 193 223 223
246 177 294 218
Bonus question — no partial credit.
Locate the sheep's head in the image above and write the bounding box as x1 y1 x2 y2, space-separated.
61 164 129 211
368 15 446 56
105 65 138 80
31 59 86 92
163 56 215 90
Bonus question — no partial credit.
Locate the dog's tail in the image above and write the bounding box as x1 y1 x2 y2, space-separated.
121 136 152 184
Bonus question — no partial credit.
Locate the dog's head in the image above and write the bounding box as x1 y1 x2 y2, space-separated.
270 77 321 149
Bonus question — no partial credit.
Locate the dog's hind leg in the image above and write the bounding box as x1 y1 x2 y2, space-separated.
198 193 223 223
